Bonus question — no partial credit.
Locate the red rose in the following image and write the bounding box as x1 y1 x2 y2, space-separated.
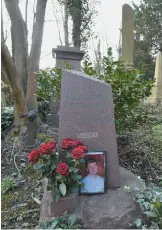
71 140 84 148
56 163 69 176
72 145 88 160
61 138 73 150
40 141 56 155
28 149 40 164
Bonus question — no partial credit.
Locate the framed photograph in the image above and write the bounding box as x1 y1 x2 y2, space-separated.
80 151 107 195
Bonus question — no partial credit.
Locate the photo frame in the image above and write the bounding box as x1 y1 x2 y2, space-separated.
80 151 107 195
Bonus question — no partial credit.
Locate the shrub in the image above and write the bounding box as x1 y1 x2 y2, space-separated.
1 106 14 132
36 68 62 122
36 64 70 122
2 176 17 194
82 50 154 133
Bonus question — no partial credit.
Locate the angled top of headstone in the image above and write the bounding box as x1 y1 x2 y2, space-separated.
58 70 120 188
122 3 133 11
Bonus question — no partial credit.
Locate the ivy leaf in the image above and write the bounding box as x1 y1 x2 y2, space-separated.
60 224 68 228
144 211 158 218
50 220 59 229
40 221 48 229
135 218 142 227
69 215 76 227
59 183 66 196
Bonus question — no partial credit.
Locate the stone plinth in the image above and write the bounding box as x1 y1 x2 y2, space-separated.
122 4 134 65
58 70 120 189
75 167 146 229
148 51 162 104
52 46 85 70
39 168 146 229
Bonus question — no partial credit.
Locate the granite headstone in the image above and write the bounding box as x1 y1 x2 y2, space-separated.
58 70 120 188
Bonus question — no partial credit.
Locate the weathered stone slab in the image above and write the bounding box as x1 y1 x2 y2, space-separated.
58 70 120 188
39 167 146 228
75 167 146 229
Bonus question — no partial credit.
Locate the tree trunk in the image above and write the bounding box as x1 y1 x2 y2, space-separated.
1 42 27 127
5 0 28 95
64 0 69 46
71 0 82 48
26 0 48 111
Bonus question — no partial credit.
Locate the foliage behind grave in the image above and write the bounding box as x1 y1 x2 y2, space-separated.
83 52 154 133
1 106 14 132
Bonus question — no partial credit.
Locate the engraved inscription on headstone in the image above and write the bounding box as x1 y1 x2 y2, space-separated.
77 132 98 139
58 70 120 188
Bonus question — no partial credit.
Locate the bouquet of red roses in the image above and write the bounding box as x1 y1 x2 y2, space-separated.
28 138 87 201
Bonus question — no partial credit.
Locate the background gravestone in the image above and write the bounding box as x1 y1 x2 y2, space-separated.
58 70 120 188
148 51 162 104
122 4 134 65
47 46 85 127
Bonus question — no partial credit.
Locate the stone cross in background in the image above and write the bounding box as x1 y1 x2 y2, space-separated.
47 46 85 128
58 70 120 188
148 51 162 104
122 4 134 65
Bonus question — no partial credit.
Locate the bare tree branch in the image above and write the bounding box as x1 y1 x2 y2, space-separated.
63 0 69 46
52 0 63 45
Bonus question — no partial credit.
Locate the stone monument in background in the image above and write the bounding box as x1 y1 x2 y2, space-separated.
47 46 85 127
52 46 85 70
148 51 162 104
122 4 134 65
58 70 120 188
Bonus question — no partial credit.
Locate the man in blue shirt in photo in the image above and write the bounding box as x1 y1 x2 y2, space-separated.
81 158 104 193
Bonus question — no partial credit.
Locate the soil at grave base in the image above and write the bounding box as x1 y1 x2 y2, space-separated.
1 124 58 229
117 135 162 185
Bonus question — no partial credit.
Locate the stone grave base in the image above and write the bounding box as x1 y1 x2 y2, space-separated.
39 167 146 229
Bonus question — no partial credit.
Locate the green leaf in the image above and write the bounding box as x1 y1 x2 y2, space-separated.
40 222 48 229
135 218 142 227
60 224 68 228
59 183 66 196
52 186 60 202
51 165 56 170
154 201 161 209
72 224 82 229
63 210 68 217
75 175 82 181
50 220 59 229
69 215 76 227
55 193 61 202
144 211 158 218
33 163 45 170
